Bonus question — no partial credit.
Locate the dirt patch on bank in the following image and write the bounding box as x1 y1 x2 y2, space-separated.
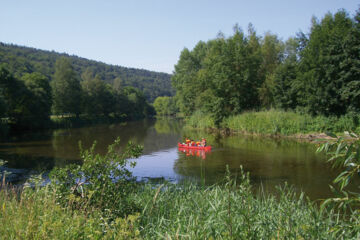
293 133 337 141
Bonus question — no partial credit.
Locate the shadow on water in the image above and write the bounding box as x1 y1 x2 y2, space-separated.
0 119 181 182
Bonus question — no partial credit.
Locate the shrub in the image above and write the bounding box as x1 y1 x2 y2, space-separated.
49 137 143 219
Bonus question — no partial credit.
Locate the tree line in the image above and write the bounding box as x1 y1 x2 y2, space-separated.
0 57 154 131
161 9 360 126
0 43 174 103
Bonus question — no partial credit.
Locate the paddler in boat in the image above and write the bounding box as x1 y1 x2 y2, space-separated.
190 139 197 147
200 138 207 147
185 138 191 146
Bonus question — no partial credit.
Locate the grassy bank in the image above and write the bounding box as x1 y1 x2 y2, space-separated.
0 184 140 239
5 115 131 135
186 110 360 136
1 174 359 239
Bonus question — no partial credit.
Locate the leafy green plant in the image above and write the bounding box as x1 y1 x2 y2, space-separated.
49 137 143 218
317 132 360 211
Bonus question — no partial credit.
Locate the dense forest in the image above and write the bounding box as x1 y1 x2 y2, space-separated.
0 56 158 133
163 9 360 127
0 43 173 102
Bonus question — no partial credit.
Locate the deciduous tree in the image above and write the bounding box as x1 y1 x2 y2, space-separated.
51 57 82 117
21 72 52 127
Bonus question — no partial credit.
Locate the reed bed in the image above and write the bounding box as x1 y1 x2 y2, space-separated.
0 183 140 239
185 111 216 129
135 173 360 239
186 110 360 135
1 177 360 239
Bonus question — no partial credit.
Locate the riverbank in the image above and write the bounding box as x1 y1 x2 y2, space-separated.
1 173 359 239
50 114 129 129
4 114 144 138
185 110 360 140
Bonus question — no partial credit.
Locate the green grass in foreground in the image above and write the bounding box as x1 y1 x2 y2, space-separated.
136 173 360 239
1 173 360 239
186 110 360 135
0 184 140 239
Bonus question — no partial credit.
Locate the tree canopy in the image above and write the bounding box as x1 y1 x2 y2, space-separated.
172 25 279 125
171 8 360 122
153 96 177 116
0 58 155 130
52 57 82 116
0 43 174 103
0 65 52 129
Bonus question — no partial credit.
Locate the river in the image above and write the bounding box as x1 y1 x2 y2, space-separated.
0 118 341 200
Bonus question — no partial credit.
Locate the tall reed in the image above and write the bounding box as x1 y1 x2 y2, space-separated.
0 183 140 239
135 170 360 239
185 111 216 129
1 169 360 239
184 109 360 135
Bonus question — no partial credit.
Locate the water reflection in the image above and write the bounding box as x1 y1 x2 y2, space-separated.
0 118 348 200
172 134 341 199
178 148 210 159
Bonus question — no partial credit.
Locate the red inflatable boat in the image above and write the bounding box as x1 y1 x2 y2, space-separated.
178 143 212 151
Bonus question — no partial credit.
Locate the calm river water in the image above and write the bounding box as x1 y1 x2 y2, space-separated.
0 118 341 200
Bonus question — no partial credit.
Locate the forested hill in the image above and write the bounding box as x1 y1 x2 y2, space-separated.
0 42 173 102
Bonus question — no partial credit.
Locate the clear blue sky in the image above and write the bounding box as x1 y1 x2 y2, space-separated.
1 0 359 73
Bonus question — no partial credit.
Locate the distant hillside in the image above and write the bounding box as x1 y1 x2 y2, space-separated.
0 42 173 102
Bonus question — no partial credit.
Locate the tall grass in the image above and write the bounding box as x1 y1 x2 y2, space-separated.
136 171 360 239
1 171 360 239
223 110 310 135
0 184 140 239
186 109 360 135
185 111 216 129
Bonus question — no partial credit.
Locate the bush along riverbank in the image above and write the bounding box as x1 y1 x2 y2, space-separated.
185 110 360 139
1 137 360 239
